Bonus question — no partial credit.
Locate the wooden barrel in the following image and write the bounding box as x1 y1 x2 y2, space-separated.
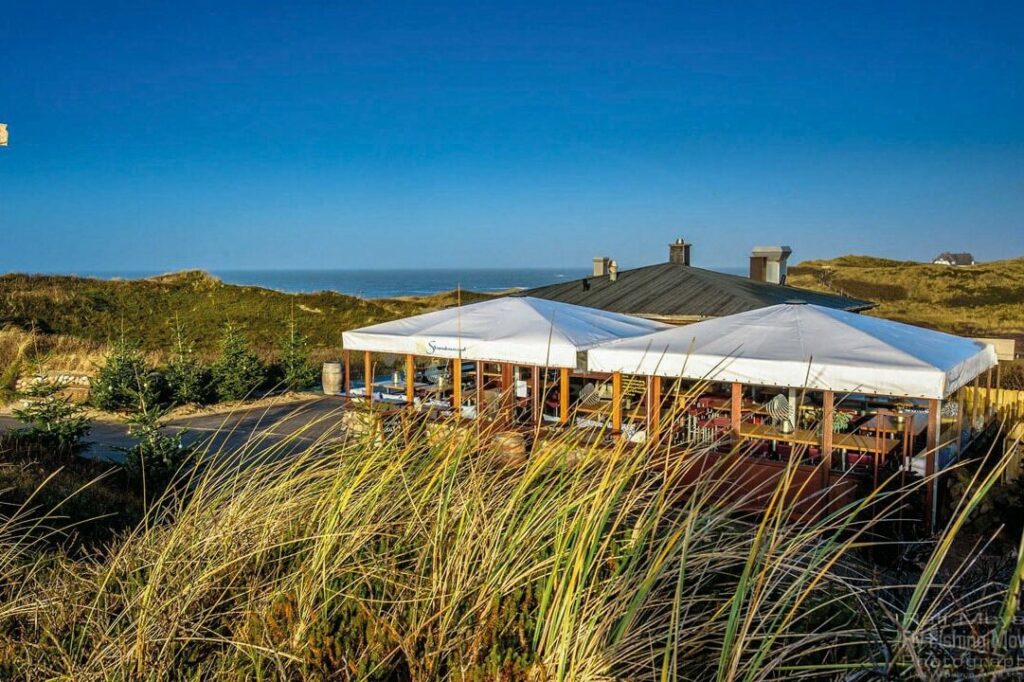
322 362 343 395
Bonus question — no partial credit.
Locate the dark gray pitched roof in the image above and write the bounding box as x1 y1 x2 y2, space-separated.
933 252 975 265
523 262 874 319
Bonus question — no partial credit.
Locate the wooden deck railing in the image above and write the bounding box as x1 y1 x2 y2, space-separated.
962 387 1024 428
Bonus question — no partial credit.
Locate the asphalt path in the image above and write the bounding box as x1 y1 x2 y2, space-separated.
0 397 350 463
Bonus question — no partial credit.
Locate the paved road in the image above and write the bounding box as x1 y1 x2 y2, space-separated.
0 397 350 463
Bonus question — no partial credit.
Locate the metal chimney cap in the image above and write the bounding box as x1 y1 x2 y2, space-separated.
751 245 793 258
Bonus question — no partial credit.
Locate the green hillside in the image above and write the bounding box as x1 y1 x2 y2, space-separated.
788 256 1024 338
0 271 492 362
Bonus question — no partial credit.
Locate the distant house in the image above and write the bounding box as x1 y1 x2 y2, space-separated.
932 252 976 266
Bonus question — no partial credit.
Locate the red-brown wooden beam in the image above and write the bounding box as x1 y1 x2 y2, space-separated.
954 387 965 457
405 354 415 405
971 375 981 430
651 376 662 435
453 359 462 417
477 361 485 417
531 366 541 424
343 350 351 405
612 372 622 432
559 368 570 424
985 368 993 419
731 382 742 442
364 351 373 404
501 363 514 421
821 390 834 492
925 398 941 532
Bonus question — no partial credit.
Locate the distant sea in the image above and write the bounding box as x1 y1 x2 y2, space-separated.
32 266 747 299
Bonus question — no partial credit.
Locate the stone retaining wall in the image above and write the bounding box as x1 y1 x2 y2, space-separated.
15 372 92 391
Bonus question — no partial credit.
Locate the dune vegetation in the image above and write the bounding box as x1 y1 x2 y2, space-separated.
788 256 1024 339
0 272 493 404
1 404 1022 680
0 271 492 362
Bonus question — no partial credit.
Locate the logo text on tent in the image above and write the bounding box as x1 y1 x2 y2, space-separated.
427 340 467 355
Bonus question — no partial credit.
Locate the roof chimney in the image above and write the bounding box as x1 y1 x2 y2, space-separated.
749 246 792 285
608 260 618 282
668 238 691 265
592 256 610 277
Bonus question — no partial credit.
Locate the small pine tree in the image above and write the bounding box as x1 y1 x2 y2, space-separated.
119 400 192 496
12 373 93 452
277 310 317 392
164 315 208 405
91 339 162 411
211 323 265 402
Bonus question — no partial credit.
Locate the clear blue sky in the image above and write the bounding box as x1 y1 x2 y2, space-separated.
1 1 1021 271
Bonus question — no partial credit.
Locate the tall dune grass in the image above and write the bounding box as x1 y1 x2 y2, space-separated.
1 406 1022 680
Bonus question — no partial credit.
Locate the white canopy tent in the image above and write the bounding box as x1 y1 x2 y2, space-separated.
342 296 670 369
587 302 998 400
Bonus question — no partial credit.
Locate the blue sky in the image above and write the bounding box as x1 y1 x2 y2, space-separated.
1 1 1021 271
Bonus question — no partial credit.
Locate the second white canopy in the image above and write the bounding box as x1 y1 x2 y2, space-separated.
586 302 997 400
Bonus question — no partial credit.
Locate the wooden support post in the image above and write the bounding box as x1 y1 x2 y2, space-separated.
644 377 654 434
453 359 462 417
476 361 485 417
872 432 881 490
901 416 912 483
343 350 351 404
364 351 373 404
651 376 662 434
731 382 742 442
559 368 569 424
405 354 415 406
985 369 993 419
971 375 981 431
925 398 941 532
531 366 541 424
612 372 622 432
927 400 941 452
821 391 834 492
996 364 1004 422
955 386 965 456
501 363 514 421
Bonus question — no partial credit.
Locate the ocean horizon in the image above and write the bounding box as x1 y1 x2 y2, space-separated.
13 266 749 299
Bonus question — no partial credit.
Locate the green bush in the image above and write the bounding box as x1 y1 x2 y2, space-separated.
276 313 317 392
211 324 266 402
119 404 193 496
164 317 209 405
91 339 162 411
11 374 93 453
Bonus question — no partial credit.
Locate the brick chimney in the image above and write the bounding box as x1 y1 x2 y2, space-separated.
592 256 611 277
749 246 792 284
668 238 691 265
